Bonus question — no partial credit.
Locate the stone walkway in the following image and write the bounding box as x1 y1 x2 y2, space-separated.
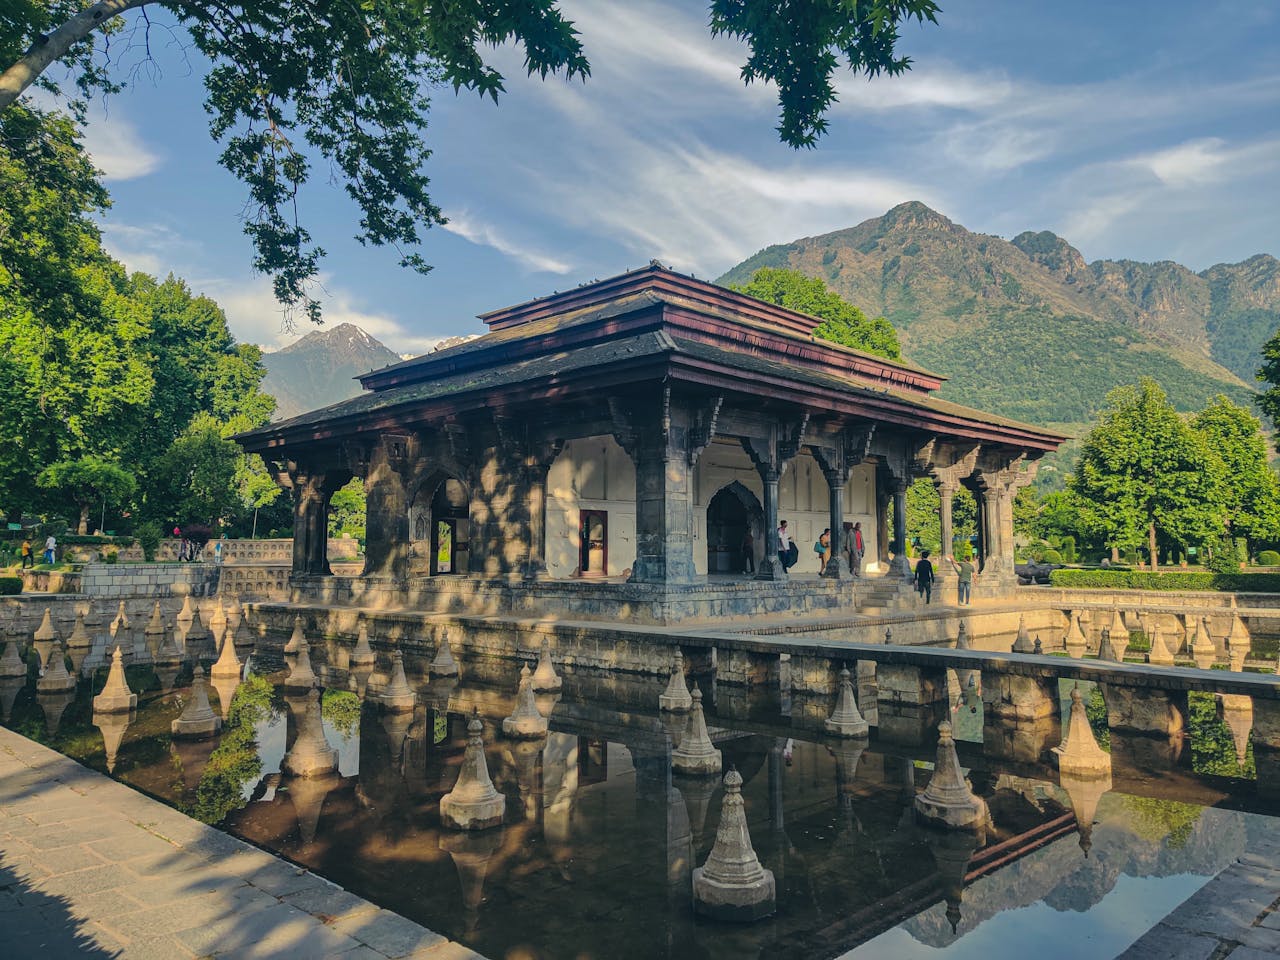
0 727 485 960
1120 832 1280 959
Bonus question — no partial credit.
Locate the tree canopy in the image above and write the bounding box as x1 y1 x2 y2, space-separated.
1190 395 1280 548
1 1 940 320
730 266 902 359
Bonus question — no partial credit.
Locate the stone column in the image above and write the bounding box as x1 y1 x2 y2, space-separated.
629 400 697 585
821 468 850 580
363 440 411 580
520 440 563 580
891 478 911 578
287 469 346 578
937 482 956 577
754 467 785 581
981 488 1001 574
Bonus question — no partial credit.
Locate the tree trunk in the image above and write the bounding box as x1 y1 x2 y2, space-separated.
78 504 90 536
1110 544 1119 564
0 0 152 110
1148 521 1158 572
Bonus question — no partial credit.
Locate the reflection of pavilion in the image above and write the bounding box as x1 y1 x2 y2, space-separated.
238 265 1061 625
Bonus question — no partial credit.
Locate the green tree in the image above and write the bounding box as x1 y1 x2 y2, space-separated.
36 456 136 534
729 267 902 359
1070 378 1221 570
1191 396 1280 555
328 478 366 542
905 478 976 556
1 1 938 320
151 414 242 525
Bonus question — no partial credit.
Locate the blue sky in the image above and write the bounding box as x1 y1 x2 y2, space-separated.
61 0 1280 354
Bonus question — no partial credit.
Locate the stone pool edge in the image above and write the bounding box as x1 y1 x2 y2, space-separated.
0 725 488 959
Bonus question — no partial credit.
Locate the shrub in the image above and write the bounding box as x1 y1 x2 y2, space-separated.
1040 548 1063 564
0 576 21 595
1048 569 1280 592
136 521 162 562
103 551 118 565
1258 550 1280 567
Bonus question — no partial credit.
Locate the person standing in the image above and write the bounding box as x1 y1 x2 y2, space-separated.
173 525 186 562
949 554 976 605
741 529 755 574
777 520 794 571
20 539 33 569
914 550 935 604
43 534 56 565
850 521 864 578
815 528 831 574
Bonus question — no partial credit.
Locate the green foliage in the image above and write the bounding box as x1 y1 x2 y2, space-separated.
1191 396 1280 550
188 672 275 825
0 576 21 595
149 415 243 526
1188 691 1254 778
1118 795 1202 849
1048 569 1280 592
728 267 901 360
904 478 976 557
1083 686 1110 752
36 456 136 534
1258 550 1280 566
321 689 362 740
327 478 367 542
1039 548 1063 564
1204 534 1242 574
1070 378 1221 559
135 521 162 562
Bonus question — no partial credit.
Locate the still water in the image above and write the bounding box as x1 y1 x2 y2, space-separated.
0 629 1274 960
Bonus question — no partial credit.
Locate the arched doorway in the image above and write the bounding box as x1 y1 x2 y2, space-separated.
706 482 764 575
409 474 470 576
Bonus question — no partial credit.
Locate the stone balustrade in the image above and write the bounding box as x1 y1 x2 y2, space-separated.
155 537 360 564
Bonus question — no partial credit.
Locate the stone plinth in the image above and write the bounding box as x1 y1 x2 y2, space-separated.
981 671 1057 722
672 689 722 776
379 651 417 712
210 630 241 680
171 666 222 739
285 637 317 692
1011 615 1033 653
693 768 775 922
93 647 137 713
440 711 506 831
430 633 460 677
1099 684 1187 737
284 615 305 654
66 611 92 649
33 609 58 643
530 637 562 692
659 650 693 712
503 665 548 738
282 690 339 777
1053 685 1111 778
1064 614 1087 659
36 641 76 693
824 668 869 738
0 640 25 679
1147 626 1174 666
350 622 377 666
914 721 989 831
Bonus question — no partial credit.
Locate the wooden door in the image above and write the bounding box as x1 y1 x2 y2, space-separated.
579 510 608 578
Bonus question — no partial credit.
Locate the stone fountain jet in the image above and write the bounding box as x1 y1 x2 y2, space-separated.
530 637 562 693
439 710 506 831
503 664 549 738
1192 616 1217 669
285 636 318 692
284 615 305 655
93 647 137 713
94 709 132 773
282 689 339 778
37 640 77 693
1054 686 1113 856
824 667 869 738
350 621 377 666
0 638 25 679
1011 615 1034 653
914 721 989 831
171 665 222 739
659 650 693 712
379 651 417 713
66 610 92 650
673 688 722 776
692 767 776 922
1147 626 1175 666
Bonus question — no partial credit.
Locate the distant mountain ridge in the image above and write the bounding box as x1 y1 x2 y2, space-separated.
717 202 1278 427
261 322 402 420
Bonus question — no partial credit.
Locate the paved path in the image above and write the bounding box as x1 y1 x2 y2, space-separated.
1120 833 1280 959
0 727 485 960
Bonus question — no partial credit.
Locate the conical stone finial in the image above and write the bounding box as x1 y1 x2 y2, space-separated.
380 651 416 712
93 647 137 713
1110 605 1126 638
232 616 252 649
208 598 227 633
692 767 776 921
285 615 305 655
95 711 131 773
530 637 562 692
66 610 92 649
440 710 506 831
210 628 241 680
350 621 376 666
914 721 989 831
33 609 58 643
285 637 317 692
1053 685 1110 777
1226 631 1248 672
1033 635 1044 656
1011 615 1034 653
1147 625 1175 666
145 601 165 637
1192 616 1217 669
430 633 460 677
885 627 893 645
186 605 208 643
659 650 693 712
1219 694 1253 767
1059 612 1085 658
503 665 548 738
673 688 722 776
0 640 25 679
111 600 130 636
171 666 221 739
282 689 339 778
177 595 195 625
955 621 969 650
824 668 869 738
37 641 76 693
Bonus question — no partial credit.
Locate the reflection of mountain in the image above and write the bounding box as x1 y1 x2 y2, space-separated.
900 796 1245 947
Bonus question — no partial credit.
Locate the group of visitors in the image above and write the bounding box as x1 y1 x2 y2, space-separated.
770 520 866 576
19 536 56 567
912 551 977 605
173 525 200 562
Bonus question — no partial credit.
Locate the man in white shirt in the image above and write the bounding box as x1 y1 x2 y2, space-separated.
43 535 56 565
777 520 795 570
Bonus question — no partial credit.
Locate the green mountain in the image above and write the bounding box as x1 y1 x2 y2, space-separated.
717 202 1277 428
261 323 403 420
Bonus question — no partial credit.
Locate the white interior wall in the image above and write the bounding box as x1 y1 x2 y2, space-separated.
544 435 882 579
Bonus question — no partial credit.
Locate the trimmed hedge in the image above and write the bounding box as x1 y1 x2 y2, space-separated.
1049 569 1280 592
0 576 21 595
1258 550 1280 567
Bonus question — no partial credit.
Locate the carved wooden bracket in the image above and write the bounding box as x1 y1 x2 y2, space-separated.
606 396 637 458
688 394 724 465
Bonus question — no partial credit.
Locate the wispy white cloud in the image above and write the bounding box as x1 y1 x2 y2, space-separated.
82 110 162 181
442 213 573 274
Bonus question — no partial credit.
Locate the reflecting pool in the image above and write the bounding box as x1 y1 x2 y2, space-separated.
0 629 1275 960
